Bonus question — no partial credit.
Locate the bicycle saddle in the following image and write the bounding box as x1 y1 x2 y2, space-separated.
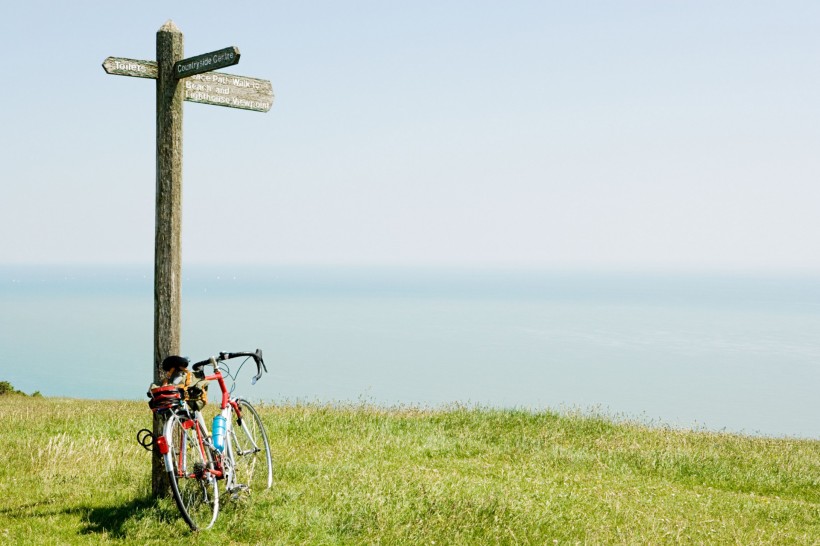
161 355 190 371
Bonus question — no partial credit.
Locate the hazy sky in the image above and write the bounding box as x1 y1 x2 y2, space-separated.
2 2 819 271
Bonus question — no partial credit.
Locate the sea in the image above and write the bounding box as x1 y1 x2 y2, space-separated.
1 265 819 439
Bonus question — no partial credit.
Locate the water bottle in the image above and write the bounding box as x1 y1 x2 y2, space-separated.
212 414 227 452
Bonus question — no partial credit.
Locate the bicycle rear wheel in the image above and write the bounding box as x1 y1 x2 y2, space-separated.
164 413 219 530
229 399 273 496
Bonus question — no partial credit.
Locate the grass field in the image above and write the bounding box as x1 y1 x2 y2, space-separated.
2 395 820 544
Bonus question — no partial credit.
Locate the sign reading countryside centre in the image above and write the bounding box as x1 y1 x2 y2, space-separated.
174 46 240 79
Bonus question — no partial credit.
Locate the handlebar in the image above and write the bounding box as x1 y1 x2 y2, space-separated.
192 348 267 384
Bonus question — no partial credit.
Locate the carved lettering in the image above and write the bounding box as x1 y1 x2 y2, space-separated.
114 60 147 73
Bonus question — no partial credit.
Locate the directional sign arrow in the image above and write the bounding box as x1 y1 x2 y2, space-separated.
173 46 240 79
183 72 273 112
102 57 158 79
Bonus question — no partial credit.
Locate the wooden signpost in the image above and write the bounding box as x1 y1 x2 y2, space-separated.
102 21 274 496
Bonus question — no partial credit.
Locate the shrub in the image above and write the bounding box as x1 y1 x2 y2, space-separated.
0 381 28 396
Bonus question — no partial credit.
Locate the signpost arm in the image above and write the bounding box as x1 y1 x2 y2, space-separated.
152 20 184 498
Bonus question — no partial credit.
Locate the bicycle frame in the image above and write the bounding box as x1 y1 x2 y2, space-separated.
163 410 224 482
197 362 258 492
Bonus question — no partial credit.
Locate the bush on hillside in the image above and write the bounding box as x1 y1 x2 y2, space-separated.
0 381 37 396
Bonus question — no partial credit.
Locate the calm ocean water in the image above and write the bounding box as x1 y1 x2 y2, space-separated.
1 265 819 438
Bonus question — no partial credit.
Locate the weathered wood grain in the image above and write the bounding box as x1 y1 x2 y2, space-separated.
183 72 274 112
102 56 158 78
153 19 184 498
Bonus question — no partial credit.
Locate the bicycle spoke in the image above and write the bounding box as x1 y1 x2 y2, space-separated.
229 399 273 497
164 413 219 530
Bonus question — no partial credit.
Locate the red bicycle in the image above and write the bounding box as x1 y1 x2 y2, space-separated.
152 349 273 530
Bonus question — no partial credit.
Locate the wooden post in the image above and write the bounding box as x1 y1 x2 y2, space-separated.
152 20 184 497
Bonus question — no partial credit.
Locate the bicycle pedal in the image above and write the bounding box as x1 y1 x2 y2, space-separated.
227 483 249 499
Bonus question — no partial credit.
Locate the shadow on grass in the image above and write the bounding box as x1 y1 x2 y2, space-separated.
82 496 170 538
1 496 178 539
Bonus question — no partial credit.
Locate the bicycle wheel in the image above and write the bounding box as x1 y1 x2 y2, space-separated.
164 412 219 530
228 399 273 496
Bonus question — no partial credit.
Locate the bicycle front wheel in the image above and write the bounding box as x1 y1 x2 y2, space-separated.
229 399 273 495
164 412 219 530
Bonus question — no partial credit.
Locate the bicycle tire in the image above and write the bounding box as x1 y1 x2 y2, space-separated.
164 412 220 530
228 399 273 497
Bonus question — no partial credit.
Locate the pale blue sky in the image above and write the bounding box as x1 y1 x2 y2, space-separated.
1 2 819 271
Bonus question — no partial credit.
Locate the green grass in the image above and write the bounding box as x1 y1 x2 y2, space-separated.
2 396 820 544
